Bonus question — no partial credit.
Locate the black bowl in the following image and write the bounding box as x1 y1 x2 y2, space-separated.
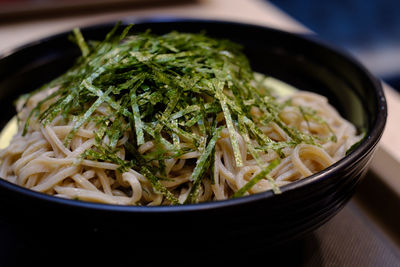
0 18 386 256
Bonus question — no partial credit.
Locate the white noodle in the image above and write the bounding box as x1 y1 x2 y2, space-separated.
0 87 361 205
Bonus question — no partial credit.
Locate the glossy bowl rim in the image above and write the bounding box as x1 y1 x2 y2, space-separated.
0 17 387 213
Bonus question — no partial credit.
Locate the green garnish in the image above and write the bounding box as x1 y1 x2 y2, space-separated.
232 158 281 198
185 127 222 204
140 166 180 205
299 106 337 142
214 79 243 167
21 24 329 204
346 129 366 155
72 28 90 57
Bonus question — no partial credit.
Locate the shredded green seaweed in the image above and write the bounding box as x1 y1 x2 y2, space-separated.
20 23 336 204
232 158 281 198
185 127 222 203
72 28 90 57
346 129 366 155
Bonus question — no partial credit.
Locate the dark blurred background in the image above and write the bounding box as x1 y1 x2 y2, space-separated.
269 0 400 91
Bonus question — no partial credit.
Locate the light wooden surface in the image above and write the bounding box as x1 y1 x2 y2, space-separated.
370 82 400 195
0 0 398 189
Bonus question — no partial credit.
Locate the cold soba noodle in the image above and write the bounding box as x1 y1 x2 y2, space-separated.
0 26 361 205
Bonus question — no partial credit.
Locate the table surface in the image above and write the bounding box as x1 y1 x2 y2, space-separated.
1 0 399 265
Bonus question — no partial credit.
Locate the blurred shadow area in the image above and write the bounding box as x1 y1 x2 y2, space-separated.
354 170 400 246
0 223 323 266
269 0 400 91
